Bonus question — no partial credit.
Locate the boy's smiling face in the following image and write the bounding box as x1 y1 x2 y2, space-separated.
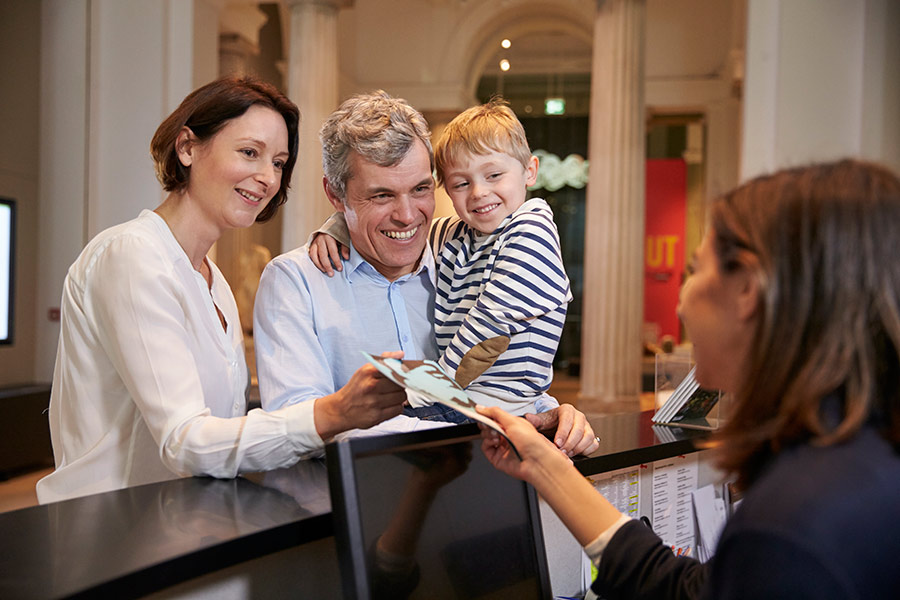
442 150 538 234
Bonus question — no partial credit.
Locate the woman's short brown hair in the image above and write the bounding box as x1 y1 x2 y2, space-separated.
150 76 300 223
710 159 900 489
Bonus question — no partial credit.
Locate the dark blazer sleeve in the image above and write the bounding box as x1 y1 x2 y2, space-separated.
591 520 708 600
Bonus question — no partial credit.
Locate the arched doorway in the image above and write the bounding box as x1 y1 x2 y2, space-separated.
470 25 593 375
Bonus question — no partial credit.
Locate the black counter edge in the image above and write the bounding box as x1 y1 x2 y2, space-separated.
574 437 705 476
62 513 333 600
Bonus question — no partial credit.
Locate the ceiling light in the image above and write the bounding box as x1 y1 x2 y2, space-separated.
501 39 511 49
500 59 510 72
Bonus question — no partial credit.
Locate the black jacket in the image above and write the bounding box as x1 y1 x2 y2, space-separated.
593 422 900 599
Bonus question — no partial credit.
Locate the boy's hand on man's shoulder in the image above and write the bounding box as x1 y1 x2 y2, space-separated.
308 232 350 277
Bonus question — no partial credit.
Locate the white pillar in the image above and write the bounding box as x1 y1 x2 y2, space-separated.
580 0 646 406
215 4 269 296
219 4 268 77
742 0 900 179
281 0 352 252
35 0 217 380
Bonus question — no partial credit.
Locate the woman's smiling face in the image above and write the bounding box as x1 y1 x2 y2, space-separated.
678 230 758 393
179 104 290 232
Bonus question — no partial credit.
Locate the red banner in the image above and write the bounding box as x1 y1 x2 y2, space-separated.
644 159 687 344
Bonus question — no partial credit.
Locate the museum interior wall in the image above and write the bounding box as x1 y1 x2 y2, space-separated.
0 0 40 387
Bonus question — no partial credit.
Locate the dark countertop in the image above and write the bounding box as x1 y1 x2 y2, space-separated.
0 383 53 476
575 410 710 475
0 383 52 399
0 411 709 599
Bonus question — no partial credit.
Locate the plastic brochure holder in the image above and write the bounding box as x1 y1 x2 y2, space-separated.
652 364 723 431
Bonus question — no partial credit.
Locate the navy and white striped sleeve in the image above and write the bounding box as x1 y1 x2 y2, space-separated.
429 215 465 261
438 210 571 378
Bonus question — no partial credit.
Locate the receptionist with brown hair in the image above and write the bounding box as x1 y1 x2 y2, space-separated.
480 159 900 599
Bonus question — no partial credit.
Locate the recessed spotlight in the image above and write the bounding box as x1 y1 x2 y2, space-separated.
501 39 511 49
500 59 510 72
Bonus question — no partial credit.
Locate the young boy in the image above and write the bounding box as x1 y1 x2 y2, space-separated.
428 99 571 415
312 100 571 417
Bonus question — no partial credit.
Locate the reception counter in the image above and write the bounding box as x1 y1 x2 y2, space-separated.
0 411 711 599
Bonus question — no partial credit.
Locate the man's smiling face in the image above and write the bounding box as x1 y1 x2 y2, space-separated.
331 140 435 281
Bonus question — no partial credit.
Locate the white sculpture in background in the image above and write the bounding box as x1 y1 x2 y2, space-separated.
236 243 272 335
530 150 589 192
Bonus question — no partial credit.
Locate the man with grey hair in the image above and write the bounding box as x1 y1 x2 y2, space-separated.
254 91 595 448
255 91 444 443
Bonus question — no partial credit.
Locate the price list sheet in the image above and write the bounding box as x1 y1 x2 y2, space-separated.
650 454 698 556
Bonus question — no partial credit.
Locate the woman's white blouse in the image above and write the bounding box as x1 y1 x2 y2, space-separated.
36 210 322 504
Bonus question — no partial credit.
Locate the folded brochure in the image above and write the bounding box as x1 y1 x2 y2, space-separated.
362 351 520 458
652 365 721 425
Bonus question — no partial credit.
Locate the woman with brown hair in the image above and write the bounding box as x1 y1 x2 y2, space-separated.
479 159 900 599
37 76 407 504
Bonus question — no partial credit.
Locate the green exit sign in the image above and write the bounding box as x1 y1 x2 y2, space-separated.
544 98 566 115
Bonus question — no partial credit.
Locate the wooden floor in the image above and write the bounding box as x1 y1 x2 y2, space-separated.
0 375 654 515
549 372 656 415
0 467 51 514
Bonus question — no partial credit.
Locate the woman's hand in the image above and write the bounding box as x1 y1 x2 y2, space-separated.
478 404 625 547
476 405 572 485
308 232 350 277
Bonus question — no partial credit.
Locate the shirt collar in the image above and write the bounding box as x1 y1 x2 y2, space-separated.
142 210 191 264
345 240 437 285
142 209 215 289
470 197 544 245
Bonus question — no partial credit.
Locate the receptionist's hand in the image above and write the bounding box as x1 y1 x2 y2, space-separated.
476 405 572 484
525 404 600 457
478 405 626 549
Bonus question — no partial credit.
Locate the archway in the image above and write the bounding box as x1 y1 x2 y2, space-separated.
449 5 595 376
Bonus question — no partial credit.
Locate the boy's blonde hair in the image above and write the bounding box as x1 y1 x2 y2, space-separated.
434 98 533 186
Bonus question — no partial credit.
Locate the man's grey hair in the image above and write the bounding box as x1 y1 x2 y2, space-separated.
319 90 433 200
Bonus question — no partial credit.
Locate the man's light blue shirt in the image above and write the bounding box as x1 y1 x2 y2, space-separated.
254 242 439 413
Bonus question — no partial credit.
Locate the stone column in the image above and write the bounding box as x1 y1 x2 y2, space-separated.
215 4 268 288
422 109 462 219
219 2 267 77
580 0 647 407
281 0 352 252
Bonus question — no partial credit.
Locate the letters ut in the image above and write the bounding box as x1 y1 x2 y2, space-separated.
646 235 679 268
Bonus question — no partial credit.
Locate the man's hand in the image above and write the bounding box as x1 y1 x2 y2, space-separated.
308 232 350 277
314 353 406 439
524 404 599 457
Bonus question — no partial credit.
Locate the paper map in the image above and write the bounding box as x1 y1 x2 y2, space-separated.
361 352 519 457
